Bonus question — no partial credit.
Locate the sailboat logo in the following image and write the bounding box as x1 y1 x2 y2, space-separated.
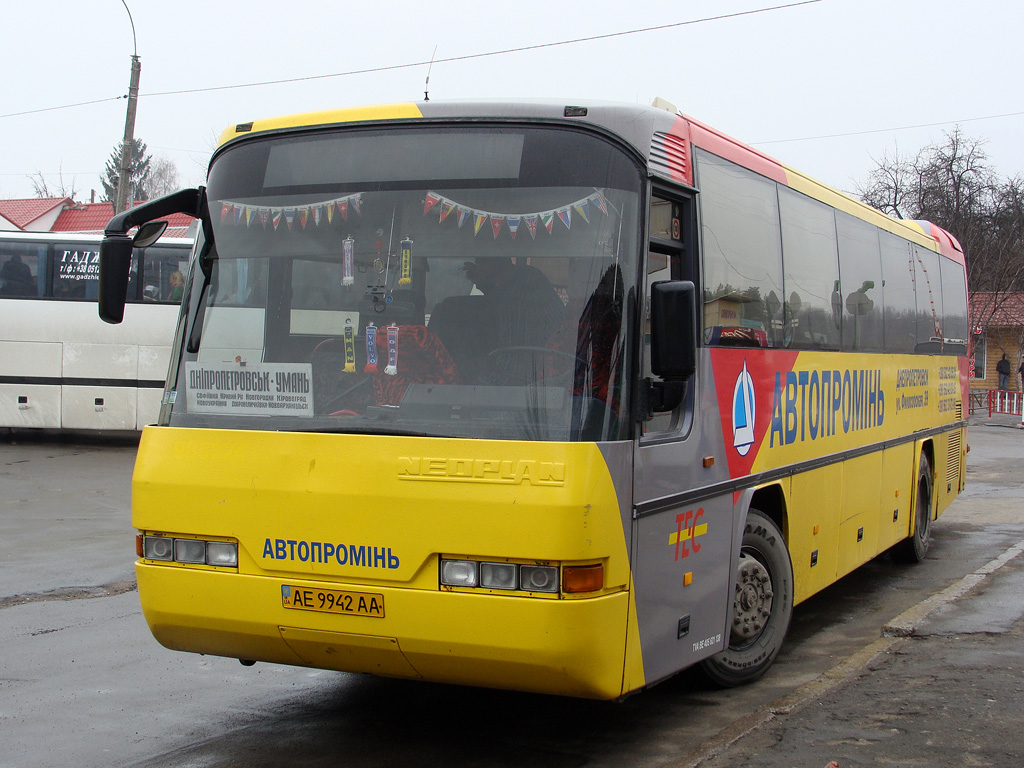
732 361 756 456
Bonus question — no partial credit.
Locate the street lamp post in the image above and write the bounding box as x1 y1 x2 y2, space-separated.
114 1 140 214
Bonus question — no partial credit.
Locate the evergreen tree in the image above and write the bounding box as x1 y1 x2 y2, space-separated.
101 138 152 204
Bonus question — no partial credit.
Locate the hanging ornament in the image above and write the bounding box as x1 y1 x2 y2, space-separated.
557 207 572 230
423 193 441 215
343 323 356 373
490 216 504 239
385 324 399 375
524 215 538 239
399 237 413 285
342 236 355 286
364 324 378 373
473 213 487 235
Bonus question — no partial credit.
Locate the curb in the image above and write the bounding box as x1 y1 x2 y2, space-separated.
674 537 1024 768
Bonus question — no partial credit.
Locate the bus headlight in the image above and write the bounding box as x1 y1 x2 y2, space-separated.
206 541 239 567
143 536 173 561
174 538 207 564
520 565 559 593
480 562 517 590
140 534 238 568
440 559 478 587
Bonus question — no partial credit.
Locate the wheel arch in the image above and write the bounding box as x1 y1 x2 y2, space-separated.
750 483 788 540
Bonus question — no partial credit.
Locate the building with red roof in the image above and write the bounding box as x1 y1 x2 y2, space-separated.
50 200 196 239
0 197 73 231
969 291 1024 392
1 196 195 238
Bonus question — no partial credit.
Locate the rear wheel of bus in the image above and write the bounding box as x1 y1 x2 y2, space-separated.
894 452 933 563
700 509 793 687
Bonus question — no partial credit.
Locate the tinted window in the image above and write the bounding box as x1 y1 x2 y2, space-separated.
913 245 943 353
779 187 841 349
51 242 100 300
140 244 191 303
0 241 46 297
837 212 884 352
879 232 916 354
940 257 968 355
698 150 783 348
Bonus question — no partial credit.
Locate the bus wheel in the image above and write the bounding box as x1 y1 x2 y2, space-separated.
894 453 933 563
700 509 793 687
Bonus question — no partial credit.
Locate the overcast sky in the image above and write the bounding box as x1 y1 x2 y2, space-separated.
2 0 1020 202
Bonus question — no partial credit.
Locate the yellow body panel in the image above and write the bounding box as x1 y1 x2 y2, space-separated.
217 103 423 147
133 426 643 699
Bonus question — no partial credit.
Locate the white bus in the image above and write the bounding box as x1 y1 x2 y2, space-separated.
0 231 193 431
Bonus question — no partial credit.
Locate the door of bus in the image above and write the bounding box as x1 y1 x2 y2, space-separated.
630 192 738 685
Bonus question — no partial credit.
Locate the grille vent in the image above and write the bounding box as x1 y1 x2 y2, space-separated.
650 131 688 181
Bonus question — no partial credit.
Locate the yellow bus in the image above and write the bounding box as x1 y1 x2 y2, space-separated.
99 99 968 699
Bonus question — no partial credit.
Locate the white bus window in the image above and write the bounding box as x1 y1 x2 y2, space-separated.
141 245 190 303
52 242 101 300
0 242 45 297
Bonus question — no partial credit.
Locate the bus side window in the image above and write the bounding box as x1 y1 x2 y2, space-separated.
141 246 188 303
51 242 101 301
0 243 46 297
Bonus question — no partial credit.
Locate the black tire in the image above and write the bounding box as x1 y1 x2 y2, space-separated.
894 452 933 563
700 509 793 687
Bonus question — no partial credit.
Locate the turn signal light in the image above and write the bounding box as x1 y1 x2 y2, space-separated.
563 564 604 593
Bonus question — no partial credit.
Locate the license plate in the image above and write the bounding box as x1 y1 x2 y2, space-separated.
281 585 385 618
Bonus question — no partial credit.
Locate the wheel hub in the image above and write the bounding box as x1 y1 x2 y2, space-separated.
732 553 774 642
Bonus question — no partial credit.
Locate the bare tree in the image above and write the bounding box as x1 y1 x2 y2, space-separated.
857 127 1024 326
148 156 181 198
28 165 78 200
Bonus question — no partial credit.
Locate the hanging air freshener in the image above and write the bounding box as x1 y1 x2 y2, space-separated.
385 324 399 375
364 324 378 373
399 237 413 285
343 322 356 373
342 236 355 286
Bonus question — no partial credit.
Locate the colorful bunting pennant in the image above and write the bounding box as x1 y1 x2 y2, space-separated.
216 193 364 230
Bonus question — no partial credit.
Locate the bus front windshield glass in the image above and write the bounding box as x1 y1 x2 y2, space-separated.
168 125 641 441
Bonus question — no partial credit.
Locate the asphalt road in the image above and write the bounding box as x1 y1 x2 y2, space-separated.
1 420 1022 768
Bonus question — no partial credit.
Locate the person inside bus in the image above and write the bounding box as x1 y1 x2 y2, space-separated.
458 257 566 382
0 254 36 296
167 271 184 302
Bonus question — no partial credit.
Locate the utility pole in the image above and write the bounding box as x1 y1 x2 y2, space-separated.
114 1 140 214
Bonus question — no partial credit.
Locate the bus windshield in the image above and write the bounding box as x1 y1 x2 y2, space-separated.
165 125 642 441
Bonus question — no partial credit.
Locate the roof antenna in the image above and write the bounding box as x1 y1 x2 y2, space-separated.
424 45 437 102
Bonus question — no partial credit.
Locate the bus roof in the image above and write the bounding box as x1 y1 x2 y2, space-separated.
214 99 961 264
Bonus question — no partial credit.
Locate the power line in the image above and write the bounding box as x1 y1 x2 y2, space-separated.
145 1 822 98
752 110 1024 146
1 95 126 119
1 1 821 119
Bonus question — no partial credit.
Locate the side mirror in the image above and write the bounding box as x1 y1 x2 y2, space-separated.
645 280 696 415
98 187 204 325
133 220 168 248
651 280 697 380
98 235 134 324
